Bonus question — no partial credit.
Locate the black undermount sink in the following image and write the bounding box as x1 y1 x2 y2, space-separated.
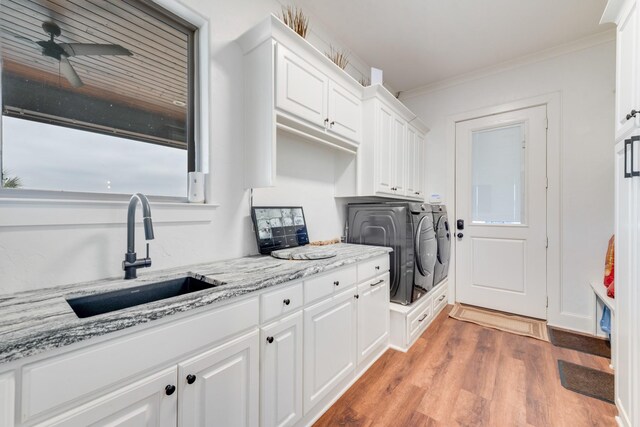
66 276 217 319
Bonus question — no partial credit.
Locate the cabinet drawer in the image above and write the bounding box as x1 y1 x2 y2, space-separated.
304 266 356 304
408 297 432 342
357 255 390 282
21 297 259 422
261 282 303 324
432 283 448 314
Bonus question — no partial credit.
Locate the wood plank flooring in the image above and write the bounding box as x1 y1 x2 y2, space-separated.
315 305 618 427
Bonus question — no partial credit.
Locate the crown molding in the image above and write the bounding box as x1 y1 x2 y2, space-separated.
399 29 616 100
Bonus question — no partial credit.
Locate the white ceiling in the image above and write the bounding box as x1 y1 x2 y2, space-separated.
294 0 613 92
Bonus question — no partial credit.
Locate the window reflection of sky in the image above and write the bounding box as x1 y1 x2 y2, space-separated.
2 117 187 197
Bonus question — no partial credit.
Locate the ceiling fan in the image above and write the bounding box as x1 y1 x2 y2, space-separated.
6 21 133 88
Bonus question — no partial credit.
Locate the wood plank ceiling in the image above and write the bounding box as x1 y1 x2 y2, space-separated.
0 0 189 119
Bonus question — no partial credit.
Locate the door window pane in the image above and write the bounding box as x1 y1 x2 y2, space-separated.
471 123 525 224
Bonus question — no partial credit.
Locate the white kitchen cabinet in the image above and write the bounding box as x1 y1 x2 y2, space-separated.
327 79 362 143
37 368 177 427
613 139 638 427
178 330 259 427
406 126 417 196
0 372 14 427
374 101 396 195
392 116 407 196
276 44 328 129
604 1 640 425
303 288 357 414
356 273 390 364
260 312 303 427
415 130 426 198
238 16 364 188
607 0 639 141
343 85 429 201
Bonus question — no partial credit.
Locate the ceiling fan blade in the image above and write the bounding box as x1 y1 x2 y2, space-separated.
59 57 83 88
59 43 132 57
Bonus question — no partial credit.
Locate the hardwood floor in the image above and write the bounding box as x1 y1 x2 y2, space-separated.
315 305 618 427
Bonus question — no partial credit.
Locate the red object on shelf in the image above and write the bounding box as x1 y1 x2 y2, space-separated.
604 235 615 298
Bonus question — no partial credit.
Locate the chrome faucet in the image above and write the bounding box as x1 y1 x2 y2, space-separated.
123 193 154 279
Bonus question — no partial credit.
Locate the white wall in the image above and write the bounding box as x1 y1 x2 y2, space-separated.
400 40 616 333
0 0 358 295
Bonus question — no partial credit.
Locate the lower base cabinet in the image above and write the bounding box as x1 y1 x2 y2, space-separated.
178 330 259 427
260 312 303 427
303 288 357 414
38 368 178 427
0 372 14 427
357 274 390 364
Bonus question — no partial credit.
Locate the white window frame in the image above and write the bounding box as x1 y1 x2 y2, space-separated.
0 0 213 216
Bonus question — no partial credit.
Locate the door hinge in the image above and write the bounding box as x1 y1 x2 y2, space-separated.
545 176 549 189
546 237 549 248
546 296 549 308
544 117 549 130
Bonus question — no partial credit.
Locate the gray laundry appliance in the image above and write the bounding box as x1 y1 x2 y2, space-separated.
430 204 451 286
347 202 437 305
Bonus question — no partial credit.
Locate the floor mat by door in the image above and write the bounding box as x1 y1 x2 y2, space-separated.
548 327 611 358
449 303 549 341
557 360 614 403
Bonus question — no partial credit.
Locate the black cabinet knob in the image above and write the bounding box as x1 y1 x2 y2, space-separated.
283 298 291 305
457 233 463 238
266 336 274 344
334 280 340 286
627 109 638 120
354 294 359 299
375 265 380 270
186 374 196 384
165 385 176 395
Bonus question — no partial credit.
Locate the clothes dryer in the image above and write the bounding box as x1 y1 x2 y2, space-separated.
431 204 451 286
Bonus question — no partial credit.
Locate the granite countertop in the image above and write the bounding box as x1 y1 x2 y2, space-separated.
0 243 391 365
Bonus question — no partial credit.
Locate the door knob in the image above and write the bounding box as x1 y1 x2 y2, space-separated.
457 233 463 238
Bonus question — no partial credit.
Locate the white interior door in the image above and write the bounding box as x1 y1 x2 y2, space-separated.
455 105 547 319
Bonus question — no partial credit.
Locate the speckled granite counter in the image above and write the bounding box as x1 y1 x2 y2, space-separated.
0 244 391 365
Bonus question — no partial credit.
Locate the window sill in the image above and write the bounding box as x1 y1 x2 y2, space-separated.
0 193 219 227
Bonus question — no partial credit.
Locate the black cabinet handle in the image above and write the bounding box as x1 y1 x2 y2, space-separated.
334 280 340 286
418 314 428 322
370 279 384 287
266 336 274 344
165 385 176 395
283 298 291 305
186 374 197 384
457 233 463 238
324 118 329 125
330 121 335 127
626 109 638 120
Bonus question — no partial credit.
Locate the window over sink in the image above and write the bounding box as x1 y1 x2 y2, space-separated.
0 0 201 198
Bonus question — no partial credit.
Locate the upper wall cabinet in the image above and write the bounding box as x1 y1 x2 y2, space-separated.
338 85 429 201
603 0 640 142
238 15 363 188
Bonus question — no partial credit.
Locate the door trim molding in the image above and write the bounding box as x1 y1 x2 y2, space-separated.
446 92 561 324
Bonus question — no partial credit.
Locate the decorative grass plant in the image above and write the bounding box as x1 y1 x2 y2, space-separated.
326 45 350 70
280 6 309 38
359 75 371 87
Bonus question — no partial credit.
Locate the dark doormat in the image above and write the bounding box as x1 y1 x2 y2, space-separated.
557 360 614 404
548 327 611 358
